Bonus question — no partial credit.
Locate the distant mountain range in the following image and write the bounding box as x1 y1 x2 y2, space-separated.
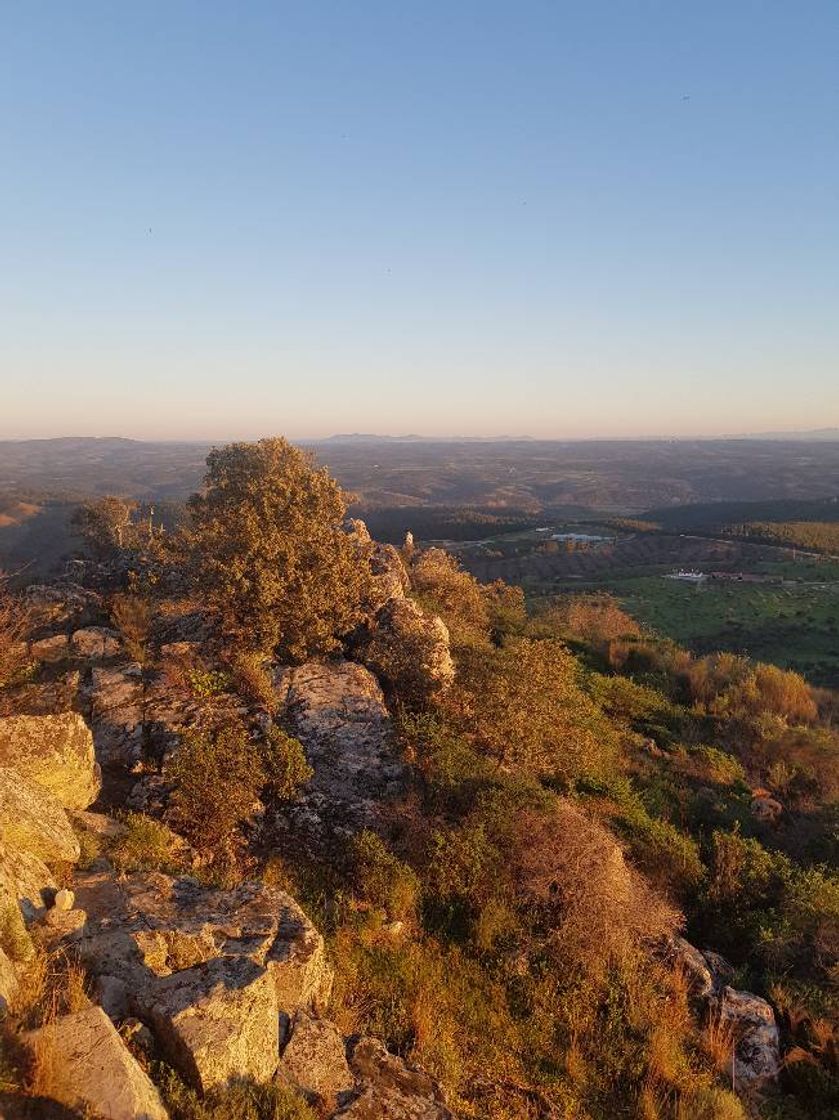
732 428 839 441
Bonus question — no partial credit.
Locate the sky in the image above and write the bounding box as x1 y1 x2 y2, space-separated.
1 1 837 440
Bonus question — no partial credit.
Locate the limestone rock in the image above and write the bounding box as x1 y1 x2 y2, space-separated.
86 664 145 767
96 973 131 1020
340 1038 453 1119
751 793 784 825
717 986 781 1085
51 888 74 912
0 841 57 920
364 543 410 615
43 907 87 936
667 935 715 1000
0 712 100 810
73 869 332 1016
274 659 404 835
23 1005 168 1120
71 626 122 660
0 766 80 864
148 956 279 1092
68 808 129 841
279 1010 354 1101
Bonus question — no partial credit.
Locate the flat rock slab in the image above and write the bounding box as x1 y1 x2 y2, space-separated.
0 712 100 810
0 766 79 865
24 1005 168 1120
74 870 331 1008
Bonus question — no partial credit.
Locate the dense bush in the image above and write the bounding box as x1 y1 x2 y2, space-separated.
443 637 619 784
186 438 372 659
164 725 265 862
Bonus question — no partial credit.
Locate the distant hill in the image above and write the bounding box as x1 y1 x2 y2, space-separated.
733 428 839 441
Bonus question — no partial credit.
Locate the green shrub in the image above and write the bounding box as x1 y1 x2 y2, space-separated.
350 831 420 922
260 726 312 802
165 725 265 858
444 638 619 786
110 813 188 874
158 1067 317 1120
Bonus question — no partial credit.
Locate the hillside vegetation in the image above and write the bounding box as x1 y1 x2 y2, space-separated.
0 438 837 1120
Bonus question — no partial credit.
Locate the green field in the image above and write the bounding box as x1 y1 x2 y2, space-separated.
613 572 839 686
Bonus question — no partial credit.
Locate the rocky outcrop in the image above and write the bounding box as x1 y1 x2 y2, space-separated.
339 1038 454 1119
718 986 781 1086
0 766 80 864
0 712 100 810
349 521 410 618
86 664 145 767
23 1005 168 1120
279 1010 355 1104
667 936 781 1087
366 544 410 615
66 870 330 1092
274 659 405 836
355 598 454 705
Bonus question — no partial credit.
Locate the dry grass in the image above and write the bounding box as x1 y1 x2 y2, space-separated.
110 592 155 664
0 572 33 687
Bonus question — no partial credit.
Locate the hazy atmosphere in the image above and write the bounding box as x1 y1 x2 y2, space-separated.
2 1 837 438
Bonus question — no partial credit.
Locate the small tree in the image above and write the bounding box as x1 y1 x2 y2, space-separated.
186 438 372 660
72 496 138 559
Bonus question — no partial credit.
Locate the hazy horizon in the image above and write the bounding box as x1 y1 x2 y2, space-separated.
2 3 838 439
2 426 839 445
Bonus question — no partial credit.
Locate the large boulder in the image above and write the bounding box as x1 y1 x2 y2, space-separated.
72 870 331 1093
23 1005 168 1120
73 869 332 1014
274 660 405 835
0 767 79 864
0 712 100 810
148 957 279 1093
717 986 781 1086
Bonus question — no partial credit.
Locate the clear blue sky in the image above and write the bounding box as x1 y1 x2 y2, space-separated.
2 2 837 439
